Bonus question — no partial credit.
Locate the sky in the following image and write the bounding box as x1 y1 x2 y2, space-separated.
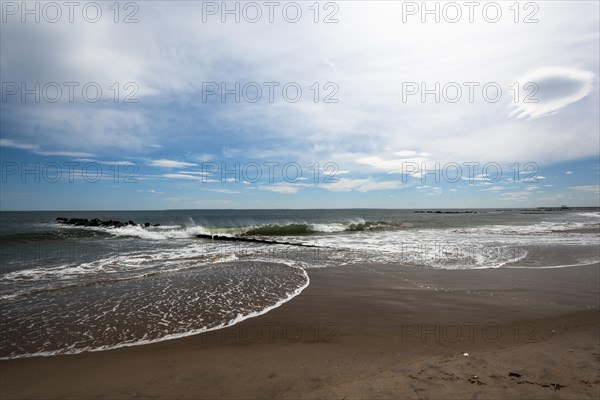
1 0 599 210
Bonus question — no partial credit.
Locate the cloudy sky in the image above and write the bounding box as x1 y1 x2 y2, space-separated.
1 0 599 210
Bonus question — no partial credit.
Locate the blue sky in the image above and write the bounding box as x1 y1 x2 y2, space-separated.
1 1 599 210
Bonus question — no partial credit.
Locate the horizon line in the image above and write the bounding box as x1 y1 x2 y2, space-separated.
2 206 599 213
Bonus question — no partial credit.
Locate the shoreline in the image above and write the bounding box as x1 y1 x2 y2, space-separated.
1 262 599 399
0 262 311 361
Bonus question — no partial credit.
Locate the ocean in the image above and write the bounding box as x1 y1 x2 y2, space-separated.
1 209 598 359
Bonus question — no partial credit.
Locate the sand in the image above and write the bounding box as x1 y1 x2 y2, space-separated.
1 262 599 399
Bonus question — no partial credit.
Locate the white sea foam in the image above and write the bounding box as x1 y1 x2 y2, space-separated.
291 217 600 270
0 261 310 360
503 261 600 269
3 211 598 359
0 244 243 300
57 218 401 241
309 223 348 233
93 224 213 240
577 212 600 218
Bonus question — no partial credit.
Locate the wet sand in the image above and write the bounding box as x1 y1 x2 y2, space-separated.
1 262 599 399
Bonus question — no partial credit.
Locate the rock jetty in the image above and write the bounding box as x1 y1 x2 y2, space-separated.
55 217 160 228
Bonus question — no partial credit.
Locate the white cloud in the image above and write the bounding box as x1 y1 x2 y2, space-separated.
179 171 210 175
0 138 95 158
481 186 505 192
1 1 598 179
162 173 200 180
500 191 531 200
258 185 300 194
192 154 214 162
0 138 38 151
571 185 600 194
357 156 428 174
208 189 240 194
522 176 546 182
3 104 153 152
462 176 490 182
320 178 403 192
98 160 137 166
509 67 595 119
394 150 418 157
149 159 198 168
33 150 97 158
138 189 163 194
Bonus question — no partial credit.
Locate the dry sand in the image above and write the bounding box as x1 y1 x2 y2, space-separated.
1 262 599 399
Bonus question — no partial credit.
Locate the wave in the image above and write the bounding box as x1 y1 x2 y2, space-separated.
48 220 413 241
448 219 599 236
241 221 406 235
577 212 600 218
345 221 411 232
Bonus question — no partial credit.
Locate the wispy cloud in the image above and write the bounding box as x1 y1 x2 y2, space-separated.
208 188 240 194
258 185 301 194
179 171 210 176
522 175 546 182
500 191 531 201
161 173 200 180
481 186 505 192
357 156 428 175
137 189 164 194
0 138 38 151
0 138 95 158
149 159 198 168
1 1 598 209
509 67 595 119
320 178 403 192
571 185 600 194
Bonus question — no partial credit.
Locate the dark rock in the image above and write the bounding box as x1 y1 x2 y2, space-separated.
508 372 522 378
196 233 317 247
67 218 90 226
57 217 156 229
144 223 151 228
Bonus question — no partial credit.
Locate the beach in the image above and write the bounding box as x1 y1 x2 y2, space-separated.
2 0 599 397
1 259 598 399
